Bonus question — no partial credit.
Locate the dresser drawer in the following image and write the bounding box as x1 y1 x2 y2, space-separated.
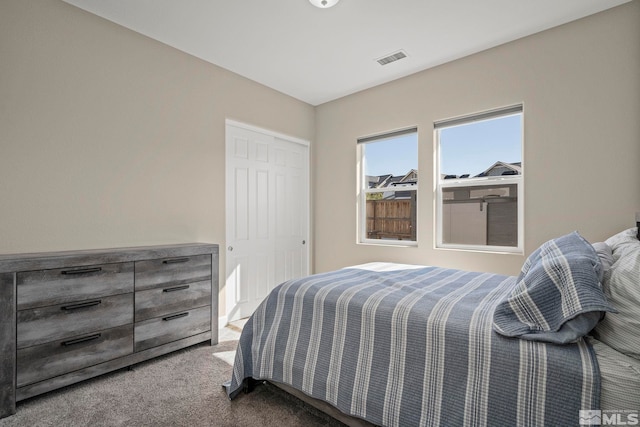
134 305 210 352
135 254 211 292
17 293 133 349
17 262 134 310
135 280 211 322
17 324 133 388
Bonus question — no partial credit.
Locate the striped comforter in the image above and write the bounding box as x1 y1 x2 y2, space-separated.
226 263 600 427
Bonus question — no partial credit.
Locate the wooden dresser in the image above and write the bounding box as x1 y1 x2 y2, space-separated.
0 243 219 419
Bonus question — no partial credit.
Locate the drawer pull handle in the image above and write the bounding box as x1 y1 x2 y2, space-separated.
162 257 190 264
163 312 189 321
163 285 190 293
61 267 103 275
61 300 102 311
61 333 102 347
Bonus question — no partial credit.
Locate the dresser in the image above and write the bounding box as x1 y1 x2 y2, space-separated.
0 243 219 419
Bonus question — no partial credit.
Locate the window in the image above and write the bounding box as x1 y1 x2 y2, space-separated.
358 128 418 245
435 105 523 252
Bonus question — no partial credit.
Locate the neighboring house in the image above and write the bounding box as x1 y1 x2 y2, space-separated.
370 162 521 200
441 161 522 180
368 169 417 199
475 161 521 177
366 174 393 189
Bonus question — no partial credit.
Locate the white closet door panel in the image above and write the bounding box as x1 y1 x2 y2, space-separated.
226 124 308 321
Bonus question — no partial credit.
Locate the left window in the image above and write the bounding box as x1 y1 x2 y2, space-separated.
358 128 418 245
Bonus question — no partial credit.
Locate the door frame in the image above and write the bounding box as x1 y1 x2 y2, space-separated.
223 119 311 325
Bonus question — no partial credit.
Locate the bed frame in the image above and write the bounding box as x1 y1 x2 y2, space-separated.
271 381 375 427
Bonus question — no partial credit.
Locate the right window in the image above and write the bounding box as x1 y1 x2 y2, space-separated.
435 105 523 252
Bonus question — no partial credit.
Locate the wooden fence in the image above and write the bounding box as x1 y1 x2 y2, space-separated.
366 195 416 241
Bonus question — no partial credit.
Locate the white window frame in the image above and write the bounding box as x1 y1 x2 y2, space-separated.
357 127 418 246
435 105 524 254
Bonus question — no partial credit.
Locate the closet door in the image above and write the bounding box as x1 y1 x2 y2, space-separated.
225 122 309 322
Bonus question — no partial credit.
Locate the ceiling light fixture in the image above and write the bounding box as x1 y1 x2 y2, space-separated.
309 0 340 8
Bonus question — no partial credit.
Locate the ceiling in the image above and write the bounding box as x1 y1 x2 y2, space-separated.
62 0 630 106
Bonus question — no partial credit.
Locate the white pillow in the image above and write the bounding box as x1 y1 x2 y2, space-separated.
592 228 640 359
592 241 614 281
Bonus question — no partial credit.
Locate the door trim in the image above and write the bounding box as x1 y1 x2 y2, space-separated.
226 119 310 147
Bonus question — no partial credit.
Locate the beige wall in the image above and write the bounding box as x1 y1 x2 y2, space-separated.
0 0 315 316
314 1 640 275
2 1 639 319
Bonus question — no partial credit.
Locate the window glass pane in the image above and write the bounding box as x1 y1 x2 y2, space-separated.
437 108 522 250
361 131 417 243
439 114 521 178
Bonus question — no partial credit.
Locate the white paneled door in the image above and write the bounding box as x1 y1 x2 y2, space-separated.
225 121 309 322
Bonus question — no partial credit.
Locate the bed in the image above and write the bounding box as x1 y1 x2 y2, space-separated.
225 227 640 426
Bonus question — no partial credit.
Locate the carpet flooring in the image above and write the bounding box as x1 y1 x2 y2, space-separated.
0 326 346 427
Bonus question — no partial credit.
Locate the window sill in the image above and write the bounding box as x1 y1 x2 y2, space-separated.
358 239 418 248
435 243 523 255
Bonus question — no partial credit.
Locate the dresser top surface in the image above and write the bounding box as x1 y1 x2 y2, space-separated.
0 243 218 273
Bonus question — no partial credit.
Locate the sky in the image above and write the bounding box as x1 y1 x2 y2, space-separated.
363 133 418 177
440 114 521 176
363 114 522 178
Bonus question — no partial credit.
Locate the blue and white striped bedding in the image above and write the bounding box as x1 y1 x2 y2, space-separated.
493 231 615 344
226 262 600 427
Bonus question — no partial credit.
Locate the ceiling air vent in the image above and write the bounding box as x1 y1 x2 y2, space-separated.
376 50 408 66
